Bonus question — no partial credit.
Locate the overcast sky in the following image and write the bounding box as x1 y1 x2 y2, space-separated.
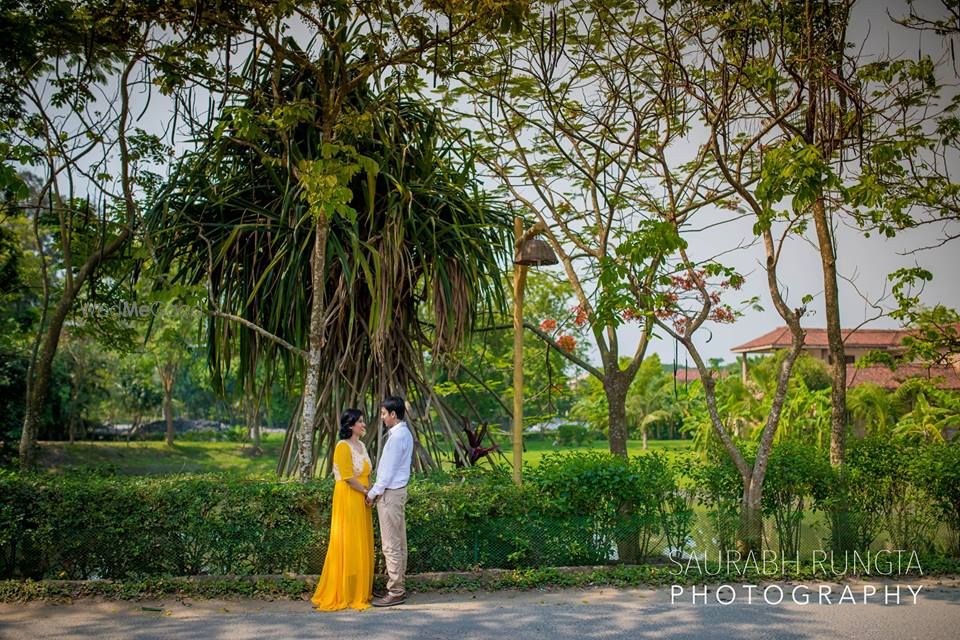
557 0 960 367
30 0 960 369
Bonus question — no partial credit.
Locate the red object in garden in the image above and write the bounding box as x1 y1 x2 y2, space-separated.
557 334 576 352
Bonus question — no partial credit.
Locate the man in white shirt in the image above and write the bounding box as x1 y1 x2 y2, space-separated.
366 395 413 606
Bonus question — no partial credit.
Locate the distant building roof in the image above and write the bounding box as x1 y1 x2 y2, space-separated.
731 326 908 354
846 363 960 390
674 367 730 382
675 368 701 382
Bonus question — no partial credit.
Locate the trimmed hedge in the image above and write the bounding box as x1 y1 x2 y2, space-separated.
0 455 692 580
2 440 958 581
0 471 330 580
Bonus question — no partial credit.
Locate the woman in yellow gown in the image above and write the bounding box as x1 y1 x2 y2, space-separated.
312 409 374 611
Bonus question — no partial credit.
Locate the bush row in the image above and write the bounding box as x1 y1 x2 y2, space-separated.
688 438 960 558
1 439 958 580
0 452 689 580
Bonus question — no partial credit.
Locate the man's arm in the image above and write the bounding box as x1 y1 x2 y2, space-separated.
367 436 399 500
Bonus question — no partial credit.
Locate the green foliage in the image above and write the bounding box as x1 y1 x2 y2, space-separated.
897 305 960 368
530 451 693 559
761 441 832 558
0 461 692 579
568 376 608 434
916 441 960 555
680 373 761 457
773 378 831 449
894 389 960 443
297 144 379 223
0 472 331 580
834 437 941 554
687 443 753 555
751 350 832 392
2 438 958 582
406 470 610 569
554 423 592 447
847 383 896 438
148 42 515 472
569 355 682 441
755 138 844 234
0 349 74 460
625 354 680 440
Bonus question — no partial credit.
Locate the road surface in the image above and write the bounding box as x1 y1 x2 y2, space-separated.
2 580 959 639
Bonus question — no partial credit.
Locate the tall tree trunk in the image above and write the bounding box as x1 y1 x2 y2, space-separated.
68 379 79 444
127 412 143 444
641 423 648 451
19 294 73 469
246 392 263 456
812 197 847 467
161 367 175 447
605 373 639 562
605 374 629 457
738 475 763 554
251 418 262 455
298 222 328 481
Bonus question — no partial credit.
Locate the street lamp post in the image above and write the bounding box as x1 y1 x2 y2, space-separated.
512 217 558 485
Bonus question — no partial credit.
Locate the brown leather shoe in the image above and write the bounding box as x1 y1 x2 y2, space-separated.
371 593 406 607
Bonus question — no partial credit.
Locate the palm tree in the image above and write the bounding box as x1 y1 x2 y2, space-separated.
847 383 895 438
625 355 673 450
145 46 511 478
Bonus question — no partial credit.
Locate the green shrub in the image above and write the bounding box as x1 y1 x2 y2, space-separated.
762 441 831 558
1 441 954 581
0 473 330 580
916 440 960 556
834 437 939 554
688 450 744 556
529 451 691 560
554 423 592 447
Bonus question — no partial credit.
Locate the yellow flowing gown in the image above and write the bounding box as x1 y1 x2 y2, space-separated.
311 440 374 611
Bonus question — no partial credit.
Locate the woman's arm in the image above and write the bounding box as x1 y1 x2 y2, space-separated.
345 477 368 496
333 442 367 496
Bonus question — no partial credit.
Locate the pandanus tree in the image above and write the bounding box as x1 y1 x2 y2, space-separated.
145 44 511 478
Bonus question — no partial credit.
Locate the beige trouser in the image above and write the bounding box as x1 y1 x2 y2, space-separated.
376 486 408 596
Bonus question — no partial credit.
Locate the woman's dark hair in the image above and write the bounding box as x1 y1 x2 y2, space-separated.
339 409 363 440
380 395 405 421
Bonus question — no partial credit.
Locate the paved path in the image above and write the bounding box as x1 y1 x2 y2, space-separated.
2 581 960 639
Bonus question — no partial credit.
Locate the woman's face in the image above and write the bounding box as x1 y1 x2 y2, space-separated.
351 416 367 438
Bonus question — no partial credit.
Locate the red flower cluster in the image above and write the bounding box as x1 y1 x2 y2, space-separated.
652 269 743 330
539 318 558 332
621 308 643 322
672 316 687 335
720 278 743 291
670 269 707 292
710 305 736 323
557 334 576 352
572 305 589 327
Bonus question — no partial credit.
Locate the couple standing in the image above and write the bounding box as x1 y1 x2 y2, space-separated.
311 396 413 611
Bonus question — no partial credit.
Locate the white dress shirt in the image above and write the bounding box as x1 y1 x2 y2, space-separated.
367 420 413 499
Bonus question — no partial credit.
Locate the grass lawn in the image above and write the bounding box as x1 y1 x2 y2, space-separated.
37 438 284 478
495 435 694 467
35 435 693 477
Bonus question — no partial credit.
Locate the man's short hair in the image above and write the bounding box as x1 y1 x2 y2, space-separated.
381 395 406 421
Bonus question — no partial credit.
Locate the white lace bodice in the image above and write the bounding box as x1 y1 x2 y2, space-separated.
332 440 371 481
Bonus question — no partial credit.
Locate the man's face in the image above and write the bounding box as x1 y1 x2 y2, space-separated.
380 406 398 427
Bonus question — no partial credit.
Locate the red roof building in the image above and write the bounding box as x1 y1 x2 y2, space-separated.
845 363 960 390
730 326 960 389
732 326 908 360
